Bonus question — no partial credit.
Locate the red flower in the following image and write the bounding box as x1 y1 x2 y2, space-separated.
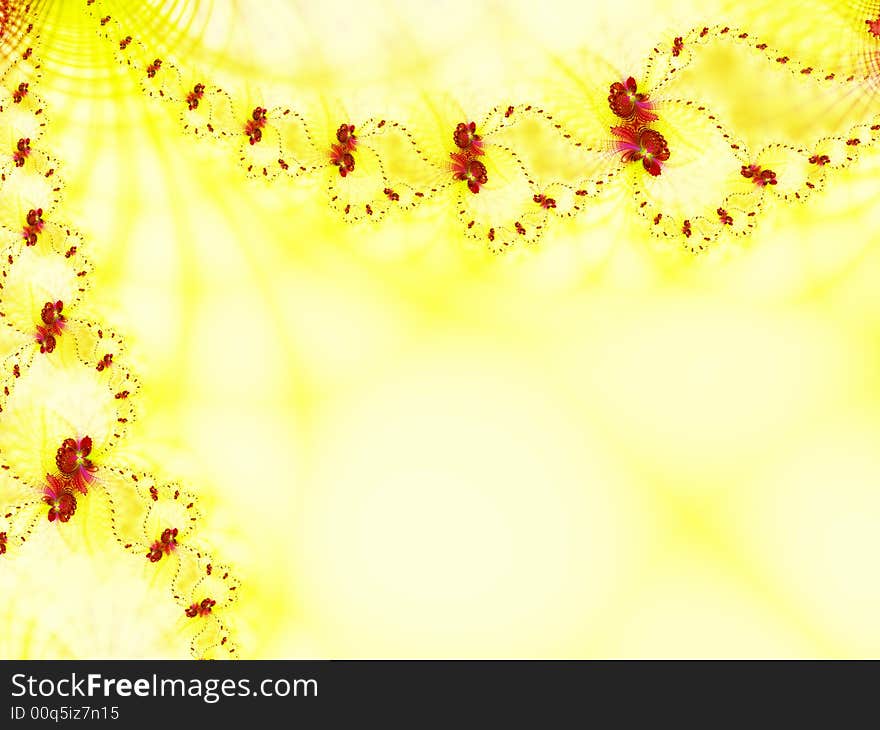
612 125 670 176
43 475 77 523
608 77 658 124
329 144 355 177
336 124 357 151
12 82 28 103
55 436 97 495
450 152 488 193
741 164 777 187
244 107 268 145
36 301 66 354
186 84 205 111
35 330 56 354
13 137 31 167
41 300 65 332
186 598 216 618
22 208 44 246
328 124 358 176
453 122 484 156
147 527 179 562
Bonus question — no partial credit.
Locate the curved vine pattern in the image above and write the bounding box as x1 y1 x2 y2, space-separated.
0 4 238 659
83 0 880 253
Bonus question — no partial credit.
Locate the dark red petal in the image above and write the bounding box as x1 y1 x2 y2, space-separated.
643 157 662 176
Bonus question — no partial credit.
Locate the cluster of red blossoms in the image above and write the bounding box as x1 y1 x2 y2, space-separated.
146 58 162 79
13 137 30 167
244 106 267 145
35 300 66 354
608 77 658 126
450 121 488 194
43 474 77 523
612 125 670 177
147 527 179 563
533 193 557 210
329 123 357 177
56 436 97 493
608 78 669 176
740 164 777 187
40 436 98 524
186 597 216 618
22 207 43 246
186 83 205 111
12 81 28 103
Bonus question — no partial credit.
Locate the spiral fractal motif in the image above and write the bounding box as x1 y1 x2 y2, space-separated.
2 0 880 659
83 0 880 252
1 2 237 659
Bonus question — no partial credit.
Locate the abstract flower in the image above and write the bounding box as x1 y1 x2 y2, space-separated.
450 151 488 193
21 207 44 246
608 77 658 124
42 474 77 524
330 143 355 177
329 123 357 176
185 597 216 618
185 83 205 111
453 121 485 156
35 300 66 354
740 163 778 187
12 136 30 167
147 527 179 563
612 125 670 176
55 436 97 495
244 106 267 145
12 82 28 103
